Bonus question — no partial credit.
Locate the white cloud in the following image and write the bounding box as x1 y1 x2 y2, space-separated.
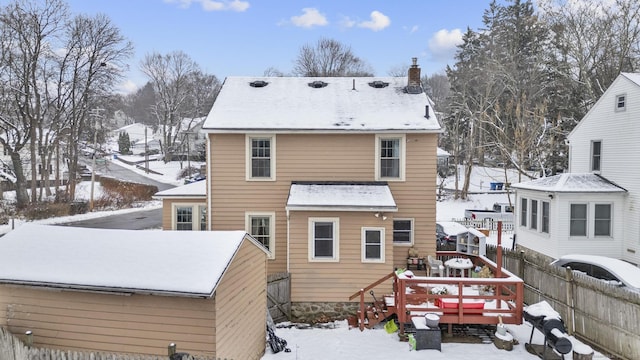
165 0 249 12
357 10 390 31
290 8 328 28
119 79 139 95
338 15 356 29
403 25 419 34
428 28 464 61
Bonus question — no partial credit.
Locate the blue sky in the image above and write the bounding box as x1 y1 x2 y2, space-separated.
66 0 499 93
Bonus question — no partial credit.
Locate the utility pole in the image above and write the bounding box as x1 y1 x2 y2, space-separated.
145 126 149 173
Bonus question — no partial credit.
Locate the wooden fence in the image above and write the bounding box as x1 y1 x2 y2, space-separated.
486 245 640 360
452 218 515 233
0 326 215 360
267 272 291 323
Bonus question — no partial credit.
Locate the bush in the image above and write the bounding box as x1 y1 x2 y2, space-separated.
93 177 158 209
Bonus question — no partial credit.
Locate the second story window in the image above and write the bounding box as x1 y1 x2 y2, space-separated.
246 212 275 258
376 134 405 181
591 140 601 172
246 135 275 180
615 94 626 111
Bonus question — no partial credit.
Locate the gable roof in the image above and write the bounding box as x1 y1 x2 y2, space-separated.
0 224 263 297
621 72 640 86
511 173 627 193
201 77 441 133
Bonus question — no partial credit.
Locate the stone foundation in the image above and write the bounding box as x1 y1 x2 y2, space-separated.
291 302 360 323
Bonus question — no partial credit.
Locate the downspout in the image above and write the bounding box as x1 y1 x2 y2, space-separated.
286 208 290 272
207 135 212 230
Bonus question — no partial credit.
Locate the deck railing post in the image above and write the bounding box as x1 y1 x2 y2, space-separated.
359 290 365 331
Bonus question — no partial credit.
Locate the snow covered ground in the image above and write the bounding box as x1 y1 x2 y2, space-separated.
0 161 610 359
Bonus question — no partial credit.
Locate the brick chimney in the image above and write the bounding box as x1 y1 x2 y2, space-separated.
406 57 422 94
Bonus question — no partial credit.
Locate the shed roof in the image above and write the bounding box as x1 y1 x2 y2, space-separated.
202 77 441 133
154 179 206 198
0 224 261 297
286 182 397 212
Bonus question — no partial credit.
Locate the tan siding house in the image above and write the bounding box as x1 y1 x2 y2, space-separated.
0 224 267 359
195 60 442 317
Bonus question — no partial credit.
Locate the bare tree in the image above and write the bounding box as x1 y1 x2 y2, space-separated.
293 38 374 77
0 0 67 207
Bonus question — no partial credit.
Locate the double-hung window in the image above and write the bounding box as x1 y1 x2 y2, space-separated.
392 219 413 245
591 140 601 172
246 135 275 180
520 198 528 227
570 204 587 236
375 134 405 181
309 218 339 262
246 212 275 258
541 201 550 233
362 227 385 262
615 94 626 112
594 204 611 237
174 204 207 231
530 200 538 230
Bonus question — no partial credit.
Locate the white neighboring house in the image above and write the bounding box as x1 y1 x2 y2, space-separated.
1 134 69 186
111 123 160 155
512 72 640 266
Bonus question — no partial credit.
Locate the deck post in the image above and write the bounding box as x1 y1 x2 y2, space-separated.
359 290 365 331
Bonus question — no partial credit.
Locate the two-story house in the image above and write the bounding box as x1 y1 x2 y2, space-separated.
512 72 639 266
157 60 442 317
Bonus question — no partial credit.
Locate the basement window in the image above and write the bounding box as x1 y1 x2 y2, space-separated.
249 80 269 88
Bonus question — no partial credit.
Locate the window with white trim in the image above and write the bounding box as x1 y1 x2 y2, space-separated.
615 94 626 112
594 204 611 236
530 200 538 230
393 219 413 244
362 227 385 262
246 212 275 258
570 203 587 236
246 135 275 180
375 134 405 181
520 197 528 227
173 204 207 231
309 218 339 262
541 201 550 233
591 140 601 172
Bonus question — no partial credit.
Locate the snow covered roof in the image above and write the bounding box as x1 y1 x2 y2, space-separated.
286 182 397 212
437 147 451 157
621 72 640 87
154 179 206 198
202 77 441 133
511 173 627 193
0 224 261 297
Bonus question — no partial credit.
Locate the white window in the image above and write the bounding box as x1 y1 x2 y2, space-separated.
393 219 413 245
246 212 275 258
615 94 626 112
541 201 550 234
591 140 601 172
173 204 207 231
362 227 385 262
570 203 587 237
375 134 405 181
520 198 528 227
308 217 339 262
530 199 538 230
594 204 611 237
246 135 275 181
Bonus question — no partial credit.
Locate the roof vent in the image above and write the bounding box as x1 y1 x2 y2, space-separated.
249 80 269 88
308 80 328 88
368 81 389 88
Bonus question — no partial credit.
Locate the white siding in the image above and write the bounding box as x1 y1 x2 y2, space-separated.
568 74 640 265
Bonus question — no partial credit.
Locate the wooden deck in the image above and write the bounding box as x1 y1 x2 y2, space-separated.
349 254 524 335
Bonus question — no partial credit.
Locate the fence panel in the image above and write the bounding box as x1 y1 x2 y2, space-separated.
267 272 291 323
486 246 640 360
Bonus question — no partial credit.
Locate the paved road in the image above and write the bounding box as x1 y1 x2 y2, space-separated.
65 158 175 230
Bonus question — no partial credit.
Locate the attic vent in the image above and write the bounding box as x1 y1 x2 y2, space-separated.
249 80 269 88
308 81 328 88
368 81 389 88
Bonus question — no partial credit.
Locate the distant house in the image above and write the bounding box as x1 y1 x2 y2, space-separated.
512 72 640 266
437 147 451 176
159 59 442 319
0 224 268 359
111 123 160 155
